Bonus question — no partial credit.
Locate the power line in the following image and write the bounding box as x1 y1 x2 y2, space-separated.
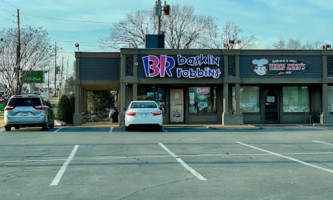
0 0 112 25
0 0 17 9
52 40 113 45
21 12 112 25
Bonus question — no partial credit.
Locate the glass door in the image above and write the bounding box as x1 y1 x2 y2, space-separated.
264 88 279 123
170 89 184 123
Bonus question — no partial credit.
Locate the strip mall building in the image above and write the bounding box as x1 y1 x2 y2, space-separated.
73 49 333 126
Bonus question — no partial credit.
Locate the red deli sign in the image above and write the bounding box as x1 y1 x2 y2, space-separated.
251 58 312 76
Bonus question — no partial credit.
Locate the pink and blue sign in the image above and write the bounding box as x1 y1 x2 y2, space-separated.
142 54 222 79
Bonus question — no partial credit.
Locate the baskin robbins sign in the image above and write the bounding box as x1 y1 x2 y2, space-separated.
142 54 222 79
251 58 312 76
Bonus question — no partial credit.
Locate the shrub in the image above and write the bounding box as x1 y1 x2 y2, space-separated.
56 94 74 124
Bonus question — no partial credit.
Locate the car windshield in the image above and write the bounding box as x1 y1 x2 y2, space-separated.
8 98 41 107
130 102 157 109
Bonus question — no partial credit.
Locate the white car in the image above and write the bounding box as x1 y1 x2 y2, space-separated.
125 101 163 131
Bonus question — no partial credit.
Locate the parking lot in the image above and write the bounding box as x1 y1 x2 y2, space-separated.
1 126 333 200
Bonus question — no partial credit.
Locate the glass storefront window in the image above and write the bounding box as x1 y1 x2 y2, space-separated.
232 86 260 113
138 86 165 112
189 87 217 113
328 86 333 112
283 86 309 112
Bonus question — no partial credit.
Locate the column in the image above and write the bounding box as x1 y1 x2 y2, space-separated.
73 85 82 125
235 83 240 114
133 83 138 101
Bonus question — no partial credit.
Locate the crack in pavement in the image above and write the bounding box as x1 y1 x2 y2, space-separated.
118 177 194 200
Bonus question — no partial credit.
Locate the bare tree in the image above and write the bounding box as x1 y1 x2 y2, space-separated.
208 21 256 49
0 26 54 97
101 10 155 49
273 38 325 49
102 4 252 50
161 4 216 49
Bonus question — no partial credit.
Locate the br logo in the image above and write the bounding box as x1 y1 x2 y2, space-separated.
142 55 175 77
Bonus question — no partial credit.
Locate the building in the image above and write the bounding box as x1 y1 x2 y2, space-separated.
73 49 333 125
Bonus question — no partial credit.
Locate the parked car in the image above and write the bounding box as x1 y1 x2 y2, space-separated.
125 100 163 131
4 94 55 131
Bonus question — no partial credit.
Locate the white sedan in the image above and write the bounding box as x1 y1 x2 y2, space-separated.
125 101 163 131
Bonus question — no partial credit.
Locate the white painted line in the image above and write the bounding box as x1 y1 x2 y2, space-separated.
158 142 207 181
50 145 79 186
53 128 63 133
109 127 114 132
0 158 67 164
237 141 333 174
312 140 333 146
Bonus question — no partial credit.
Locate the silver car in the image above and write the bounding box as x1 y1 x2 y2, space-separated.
4 94 55 131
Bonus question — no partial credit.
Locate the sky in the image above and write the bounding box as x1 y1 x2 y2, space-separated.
0 0 332 76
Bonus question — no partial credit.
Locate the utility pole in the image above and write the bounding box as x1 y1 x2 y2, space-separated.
16 9 21 94
66 59 69 81
60 56 64 95
54 42 57 97
154 1 170 34
154 0 162 34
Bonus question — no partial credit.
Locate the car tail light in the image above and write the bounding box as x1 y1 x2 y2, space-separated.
34 106 46 110
4 106 15 110
126 112 136 116
152 111 162 116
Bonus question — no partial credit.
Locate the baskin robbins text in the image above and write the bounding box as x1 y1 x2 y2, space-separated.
142 54 222 79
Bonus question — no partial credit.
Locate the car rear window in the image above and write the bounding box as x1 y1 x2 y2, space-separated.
130 102 157 108
8 98 41 107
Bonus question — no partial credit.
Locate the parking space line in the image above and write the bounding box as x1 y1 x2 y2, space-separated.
50 145 79 186
312 140 333 146
53 128 63 133
237 141 333 174
158 142 207 181
109 127 114 132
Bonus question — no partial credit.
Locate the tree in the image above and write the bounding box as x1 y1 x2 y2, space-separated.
87 91 114 113
208 21 256 49
273 39 325 49
64 76 75 94
102 4 255 50
0 26 54 97
161 4 216 49
56 94 73 124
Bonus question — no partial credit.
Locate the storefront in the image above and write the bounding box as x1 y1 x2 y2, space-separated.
73 49 333 125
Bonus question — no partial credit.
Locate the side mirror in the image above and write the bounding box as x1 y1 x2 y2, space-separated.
159 107 162 111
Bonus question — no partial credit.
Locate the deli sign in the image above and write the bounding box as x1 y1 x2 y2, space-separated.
251 58 312 76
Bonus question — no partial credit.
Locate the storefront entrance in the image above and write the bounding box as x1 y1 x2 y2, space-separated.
170 89 184 123
263 88 280 123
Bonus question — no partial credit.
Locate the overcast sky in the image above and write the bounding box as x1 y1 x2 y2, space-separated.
0 0 332 75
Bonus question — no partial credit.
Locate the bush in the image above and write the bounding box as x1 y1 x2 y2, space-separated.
56 94 74 124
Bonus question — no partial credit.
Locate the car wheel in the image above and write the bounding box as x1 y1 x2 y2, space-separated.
42 124 48 131
125 126 130 131
5 126 11 131
49 123 54 129
157 125 163 132
15 126 20 130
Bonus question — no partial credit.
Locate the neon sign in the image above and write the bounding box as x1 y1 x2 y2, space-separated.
142 54 222 79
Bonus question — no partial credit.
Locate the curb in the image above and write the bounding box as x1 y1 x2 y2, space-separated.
207 125 262 130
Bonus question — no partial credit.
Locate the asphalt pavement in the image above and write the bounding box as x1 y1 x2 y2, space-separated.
0 126 333 200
